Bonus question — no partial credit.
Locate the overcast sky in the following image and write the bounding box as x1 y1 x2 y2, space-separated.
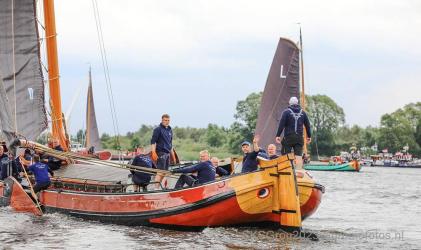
46 0 421 135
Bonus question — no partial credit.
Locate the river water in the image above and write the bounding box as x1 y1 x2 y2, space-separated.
1 167 420 249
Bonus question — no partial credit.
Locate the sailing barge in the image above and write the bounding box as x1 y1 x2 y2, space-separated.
0 0 324 231
0 148 323 230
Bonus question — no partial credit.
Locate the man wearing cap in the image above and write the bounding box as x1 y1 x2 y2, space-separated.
241 136 261 173
275 96 311 169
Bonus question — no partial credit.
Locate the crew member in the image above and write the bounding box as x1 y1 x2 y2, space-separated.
150 114 175 189
241 136 261 173
210 157 229 176
275 96 311 169
172 150 215 188
266 144 279 160
44 138 64 171
27 154 52 193
130 153 154 191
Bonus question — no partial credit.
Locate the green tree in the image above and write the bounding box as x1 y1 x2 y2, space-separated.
306 95 345 132
227 92 262 153
234 92 262 135
205 124 226 147
130 137 140 150
416 123 421 147
378 111 420 155
306 95 345 156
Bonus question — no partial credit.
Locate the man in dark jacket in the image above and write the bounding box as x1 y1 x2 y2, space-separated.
43 138 64 171
151 114 175 189
275 96 311 169
210 157 230 177
172 150 215 189
241 136 261 173
130 154 154 191
27 154 52 193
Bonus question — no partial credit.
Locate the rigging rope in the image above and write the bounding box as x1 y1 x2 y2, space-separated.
16 140 176 176
11 0 18 134
91 0 122 157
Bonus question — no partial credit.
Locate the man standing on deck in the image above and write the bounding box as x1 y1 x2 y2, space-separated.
151 114 175 189
275 96 311 169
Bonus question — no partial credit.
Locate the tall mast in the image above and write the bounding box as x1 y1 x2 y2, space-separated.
299 26 308 155
43 0 68 150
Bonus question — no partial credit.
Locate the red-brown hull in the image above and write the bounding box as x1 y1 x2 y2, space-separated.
300 186 323 220
1 178 323 228
1 155 324 229
0 178 42 216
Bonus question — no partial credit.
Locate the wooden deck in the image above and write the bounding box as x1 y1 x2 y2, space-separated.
54 164 133 183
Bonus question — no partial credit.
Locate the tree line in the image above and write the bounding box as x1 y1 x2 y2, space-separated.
74 93 421 160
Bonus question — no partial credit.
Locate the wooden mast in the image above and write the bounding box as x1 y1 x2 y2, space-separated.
299 26 308 155
43 0 68 150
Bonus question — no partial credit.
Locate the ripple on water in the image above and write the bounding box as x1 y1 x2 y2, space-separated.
1 167 421 249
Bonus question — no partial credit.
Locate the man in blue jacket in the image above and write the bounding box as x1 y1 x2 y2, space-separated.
27 154 52 193
130 153 154 191
210 157 230 176
241 136 261 173
151 114 175 189
172 150 215 189
275 96 312 169
43 138 64 171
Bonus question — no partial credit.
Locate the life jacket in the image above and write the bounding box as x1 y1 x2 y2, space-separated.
288 108 303 134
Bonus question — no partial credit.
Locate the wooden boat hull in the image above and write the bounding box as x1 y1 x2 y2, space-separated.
0 177 42 216
1 155 324 230
304 160 361 172
296 170 324 220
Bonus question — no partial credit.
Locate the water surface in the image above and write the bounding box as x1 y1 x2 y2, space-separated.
1 167 420 249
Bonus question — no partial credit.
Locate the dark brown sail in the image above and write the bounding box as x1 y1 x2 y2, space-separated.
0 0 47 142
255 38 300 149
85 69 102 150
0 75 15 142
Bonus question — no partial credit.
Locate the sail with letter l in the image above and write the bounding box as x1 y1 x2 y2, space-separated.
85 69 102 150
0 0 47 142
255 38 300 149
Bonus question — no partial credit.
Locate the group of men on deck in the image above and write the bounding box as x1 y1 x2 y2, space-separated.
0 138 65 194
130 96 311 190
1 95 311 193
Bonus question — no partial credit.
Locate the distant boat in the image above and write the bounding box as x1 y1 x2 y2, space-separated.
74 69 111 161
304 160 361 172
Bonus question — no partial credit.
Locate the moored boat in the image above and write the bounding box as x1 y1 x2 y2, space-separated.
304 160 361 172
